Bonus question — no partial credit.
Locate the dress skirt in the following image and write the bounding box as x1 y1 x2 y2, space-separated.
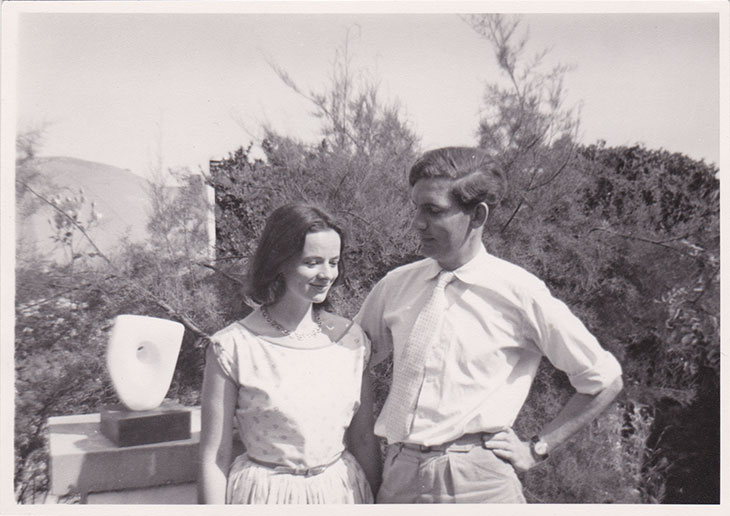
226 450 374 504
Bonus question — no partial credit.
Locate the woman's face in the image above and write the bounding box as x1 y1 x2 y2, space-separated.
280 229 341 306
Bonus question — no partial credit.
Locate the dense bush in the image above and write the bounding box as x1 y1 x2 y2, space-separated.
482 142 719 503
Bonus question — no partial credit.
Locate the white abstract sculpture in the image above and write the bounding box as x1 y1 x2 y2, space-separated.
106 314 185 411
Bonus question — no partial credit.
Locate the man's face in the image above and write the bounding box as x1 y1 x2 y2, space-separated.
410 178 475 269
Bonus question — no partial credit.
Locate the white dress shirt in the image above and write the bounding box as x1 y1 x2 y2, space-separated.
355 245 622 446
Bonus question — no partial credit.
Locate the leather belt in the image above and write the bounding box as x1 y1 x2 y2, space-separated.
247 452 343 477
399 432 494 453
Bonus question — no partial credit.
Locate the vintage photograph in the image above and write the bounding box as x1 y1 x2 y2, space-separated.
1 0 725 512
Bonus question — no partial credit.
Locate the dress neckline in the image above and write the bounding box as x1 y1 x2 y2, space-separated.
235 318 355 350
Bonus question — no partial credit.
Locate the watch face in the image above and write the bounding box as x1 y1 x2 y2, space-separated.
534 441 548 455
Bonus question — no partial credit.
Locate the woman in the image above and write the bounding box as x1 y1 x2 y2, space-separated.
198 204 381 504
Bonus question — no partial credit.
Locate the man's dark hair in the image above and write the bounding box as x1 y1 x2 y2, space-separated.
408 147 505 209
246 203 346 306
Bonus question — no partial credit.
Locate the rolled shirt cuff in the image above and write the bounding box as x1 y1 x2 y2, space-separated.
567 351 623 395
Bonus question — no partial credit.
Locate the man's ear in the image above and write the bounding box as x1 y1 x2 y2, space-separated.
470 202 489 228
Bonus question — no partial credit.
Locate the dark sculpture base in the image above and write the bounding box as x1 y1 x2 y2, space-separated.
100 400 191 447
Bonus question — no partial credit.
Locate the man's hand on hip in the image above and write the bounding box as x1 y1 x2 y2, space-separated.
481 427 536 473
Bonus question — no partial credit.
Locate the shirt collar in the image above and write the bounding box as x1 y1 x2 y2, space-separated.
423 244 491 285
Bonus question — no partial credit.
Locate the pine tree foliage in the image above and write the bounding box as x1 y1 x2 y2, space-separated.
462 15 719 503
208 37 420 316
464 14 581 235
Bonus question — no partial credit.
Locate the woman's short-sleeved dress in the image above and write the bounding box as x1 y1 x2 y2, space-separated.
209 318 374 504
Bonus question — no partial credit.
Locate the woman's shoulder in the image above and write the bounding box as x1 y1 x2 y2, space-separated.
209 318 261 350
211 319 245 338
320 310 369 348
319 309 350 328
318 310 350 339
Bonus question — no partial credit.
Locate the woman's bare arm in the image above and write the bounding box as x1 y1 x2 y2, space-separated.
198 345 238 504
346 371 382 497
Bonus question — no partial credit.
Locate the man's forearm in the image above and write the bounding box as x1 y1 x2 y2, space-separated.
539 375 624 452
483 375 623 472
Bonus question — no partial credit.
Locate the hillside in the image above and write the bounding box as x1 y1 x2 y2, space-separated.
18 157 162 262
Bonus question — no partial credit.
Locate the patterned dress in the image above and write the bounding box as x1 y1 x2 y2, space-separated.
209 319 373 504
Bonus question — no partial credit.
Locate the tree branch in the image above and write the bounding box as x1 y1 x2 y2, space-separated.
588 227 692 257
16 178 210 339
264 53 366 155
197 262 246 286
530 142 576 191
500 197 526 233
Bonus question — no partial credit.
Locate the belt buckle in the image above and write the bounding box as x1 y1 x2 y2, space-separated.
304 465 327 477
418 444 434 453
286 465 324 477
447 442 475 453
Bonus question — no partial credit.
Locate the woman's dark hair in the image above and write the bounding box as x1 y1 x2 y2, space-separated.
246 203 346 306
408 146 505 210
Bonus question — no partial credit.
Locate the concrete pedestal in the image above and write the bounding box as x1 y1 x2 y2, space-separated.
47 406 201 501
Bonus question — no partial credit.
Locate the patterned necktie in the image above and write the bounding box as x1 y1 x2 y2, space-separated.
381 270 455 441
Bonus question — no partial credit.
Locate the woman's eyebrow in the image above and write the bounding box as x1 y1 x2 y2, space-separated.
301 254 340 260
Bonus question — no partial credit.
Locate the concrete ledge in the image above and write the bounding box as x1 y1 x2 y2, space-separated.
87 482 197 504
48 407 200 496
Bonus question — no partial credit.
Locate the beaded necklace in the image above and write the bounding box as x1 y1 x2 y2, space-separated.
261 305 323 341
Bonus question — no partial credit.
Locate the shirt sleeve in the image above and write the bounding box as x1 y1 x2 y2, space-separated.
521 281 622 395
354 277 393 370
360 325 372 370
207 327 240 386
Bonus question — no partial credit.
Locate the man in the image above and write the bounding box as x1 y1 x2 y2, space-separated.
355 147 623 503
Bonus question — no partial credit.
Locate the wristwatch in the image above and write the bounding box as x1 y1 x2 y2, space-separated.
530 435 549 461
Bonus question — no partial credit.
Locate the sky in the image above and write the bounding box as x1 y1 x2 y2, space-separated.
7 2 725 183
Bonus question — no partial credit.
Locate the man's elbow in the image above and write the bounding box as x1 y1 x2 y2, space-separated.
606 375 624 398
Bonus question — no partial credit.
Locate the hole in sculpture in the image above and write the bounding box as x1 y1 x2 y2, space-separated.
135 341 159 365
